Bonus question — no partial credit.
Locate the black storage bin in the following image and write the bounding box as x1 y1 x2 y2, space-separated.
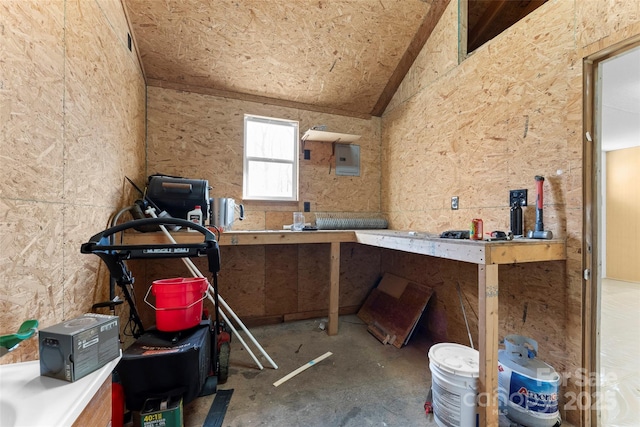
147 175 210 222
117 321 212 411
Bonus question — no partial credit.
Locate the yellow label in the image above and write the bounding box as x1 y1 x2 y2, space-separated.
143 413 163 422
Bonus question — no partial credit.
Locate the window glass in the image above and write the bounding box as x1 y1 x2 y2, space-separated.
245 120 295 161
243 115 298 201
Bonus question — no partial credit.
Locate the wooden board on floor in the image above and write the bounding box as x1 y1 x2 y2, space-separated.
357 273 432 348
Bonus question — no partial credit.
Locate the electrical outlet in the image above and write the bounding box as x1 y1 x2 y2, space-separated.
451 196 459 210
509 189 528 207
303 201 311 212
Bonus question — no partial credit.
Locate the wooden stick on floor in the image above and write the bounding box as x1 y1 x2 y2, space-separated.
273 352 333 387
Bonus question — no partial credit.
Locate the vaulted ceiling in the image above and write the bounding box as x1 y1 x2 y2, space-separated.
123 0 544 118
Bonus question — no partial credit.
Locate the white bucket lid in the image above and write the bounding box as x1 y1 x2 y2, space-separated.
429 343 479 378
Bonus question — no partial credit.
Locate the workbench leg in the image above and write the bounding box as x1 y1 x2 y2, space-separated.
478 264 499 427
328 242 340 336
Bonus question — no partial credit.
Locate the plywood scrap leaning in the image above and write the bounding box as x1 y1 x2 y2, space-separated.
358 273 432 349
367 321 397 346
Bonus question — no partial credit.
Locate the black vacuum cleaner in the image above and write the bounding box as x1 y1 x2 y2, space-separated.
81 217 228 413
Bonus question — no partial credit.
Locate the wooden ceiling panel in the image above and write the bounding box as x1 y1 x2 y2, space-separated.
124 0 435 117
467 0 547 53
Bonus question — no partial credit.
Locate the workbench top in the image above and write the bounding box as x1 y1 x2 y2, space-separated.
353 230 566 264
122 229 565 265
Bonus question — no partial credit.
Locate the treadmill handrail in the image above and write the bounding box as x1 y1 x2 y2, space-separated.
80 218 221 273
81 218 215 251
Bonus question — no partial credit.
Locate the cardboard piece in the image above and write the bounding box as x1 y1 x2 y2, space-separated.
357 273 432 348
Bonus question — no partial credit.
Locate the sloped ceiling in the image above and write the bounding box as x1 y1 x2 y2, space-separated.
124 1 544 118
124 0 449 118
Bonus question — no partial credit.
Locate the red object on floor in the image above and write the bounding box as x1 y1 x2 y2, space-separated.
217 330 231 347
424 400 433 415
112 381 125 427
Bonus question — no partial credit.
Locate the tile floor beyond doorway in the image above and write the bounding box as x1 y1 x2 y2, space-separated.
599 278 640 427
183 315 436 427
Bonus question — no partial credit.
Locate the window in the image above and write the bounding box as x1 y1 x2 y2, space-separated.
243 114 299 201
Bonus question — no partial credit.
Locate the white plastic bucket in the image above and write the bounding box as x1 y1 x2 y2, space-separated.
428 343 479 427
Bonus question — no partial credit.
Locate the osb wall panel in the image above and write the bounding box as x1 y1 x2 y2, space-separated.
64 0 146 338
380 1 640 425
0 0 145 364
379 249 570 402
64 205 121 321
295 244 330 312
382 0 577 236
96 0 132 53
217 246 267 317
0 0 65 202
576 0 640 53
0 200 65 361
64 0 146 207
265 245 298 316
377 1 630 424
386 0 459 112
296 243 380 314
140 243 380 324
339 243 381 306
0 1 65 364
146 86 381 228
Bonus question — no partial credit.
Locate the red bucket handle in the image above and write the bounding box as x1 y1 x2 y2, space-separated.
151 277 208 292
144 282 208 311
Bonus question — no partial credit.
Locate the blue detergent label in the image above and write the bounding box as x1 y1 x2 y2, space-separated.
508 371 558 413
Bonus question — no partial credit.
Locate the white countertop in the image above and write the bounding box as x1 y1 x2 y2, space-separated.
0 353 121 427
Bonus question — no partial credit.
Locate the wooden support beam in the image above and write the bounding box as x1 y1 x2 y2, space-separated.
283 306 360 323
478 264 499 427
328 242 341 336
148 78 372 120
370 0 451 116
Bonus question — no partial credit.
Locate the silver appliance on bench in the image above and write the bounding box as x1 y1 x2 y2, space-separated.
210 197 244 231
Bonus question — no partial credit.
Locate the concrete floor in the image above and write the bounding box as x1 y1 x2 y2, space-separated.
132 315 581 427
183 315 437 427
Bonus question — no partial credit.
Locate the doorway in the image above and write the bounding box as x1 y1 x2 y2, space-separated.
583 39 640 427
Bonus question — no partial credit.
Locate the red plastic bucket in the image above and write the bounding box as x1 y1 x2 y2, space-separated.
146 277 208 331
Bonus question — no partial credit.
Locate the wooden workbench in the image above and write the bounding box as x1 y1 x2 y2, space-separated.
123 229 566 426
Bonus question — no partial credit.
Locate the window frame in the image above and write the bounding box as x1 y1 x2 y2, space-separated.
242 114 299 202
